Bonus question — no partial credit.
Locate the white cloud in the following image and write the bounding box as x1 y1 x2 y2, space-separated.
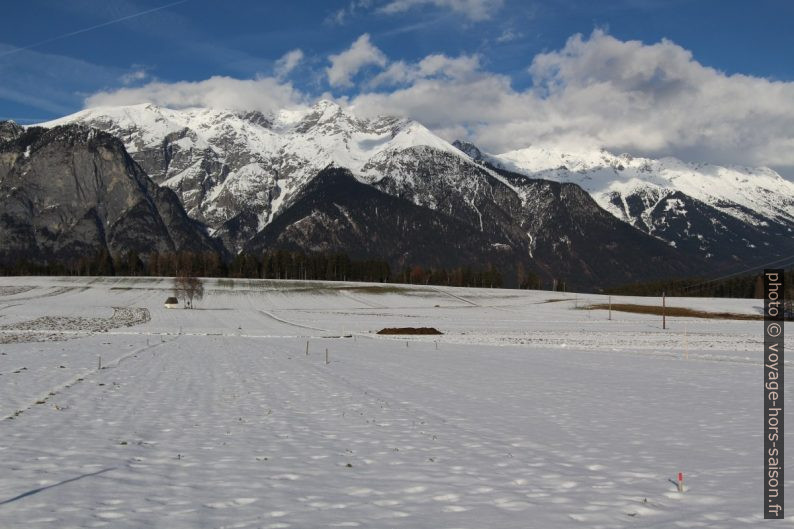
495 28 523 43
351 30 794 173
379 0 504 20
84 75 305 114
120 67 149 85
326 34 387 88
326 0 374 25
0 43 125 115
275 49 304 78
80 30 794 174
369 54 480 87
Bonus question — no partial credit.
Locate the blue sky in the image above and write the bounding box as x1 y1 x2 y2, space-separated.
2 0 794 172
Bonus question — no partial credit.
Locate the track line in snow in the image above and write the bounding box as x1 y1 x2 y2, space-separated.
428 286 479 306
2 338 171 422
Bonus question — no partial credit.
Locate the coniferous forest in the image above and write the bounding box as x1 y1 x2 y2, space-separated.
1 248 790 299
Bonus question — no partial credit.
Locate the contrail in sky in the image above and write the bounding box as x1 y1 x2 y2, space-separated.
0 0 189 58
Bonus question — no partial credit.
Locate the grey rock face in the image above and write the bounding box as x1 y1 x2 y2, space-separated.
0 121 23 143
29 104 790 289
245 167 525 277
0 125 219 266
452 140 484 161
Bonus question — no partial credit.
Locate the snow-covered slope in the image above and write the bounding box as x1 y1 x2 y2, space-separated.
39 102 471 251
471 145 794 262
0 276 780 528
34 103 794 274
488 145 794 228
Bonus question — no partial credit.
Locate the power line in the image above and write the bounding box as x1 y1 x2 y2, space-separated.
676 251 794 294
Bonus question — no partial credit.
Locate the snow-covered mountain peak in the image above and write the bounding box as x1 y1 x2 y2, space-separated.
479 144 794 226
34 102 476 249
38 102 794 261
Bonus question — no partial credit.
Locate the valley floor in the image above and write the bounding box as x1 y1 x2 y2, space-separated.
0 277 788 528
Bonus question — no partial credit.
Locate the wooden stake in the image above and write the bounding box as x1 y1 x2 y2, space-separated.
306 341 309 355
98 355 102 371
662 291 666 330
677 472 684 492
684 323 688 360
325 348 329 365
608 295 612 321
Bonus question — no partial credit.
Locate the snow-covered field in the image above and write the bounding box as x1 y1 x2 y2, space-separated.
0 277 788 528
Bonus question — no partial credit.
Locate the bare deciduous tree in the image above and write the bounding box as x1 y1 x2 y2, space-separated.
173 273 204 309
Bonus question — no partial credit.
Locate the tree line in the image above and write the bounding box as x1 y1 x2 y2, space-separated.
0 249 520 289
605 268 794 301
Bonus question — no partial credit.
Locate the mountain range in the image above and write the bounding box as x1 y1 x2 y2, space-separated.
1 100 791 289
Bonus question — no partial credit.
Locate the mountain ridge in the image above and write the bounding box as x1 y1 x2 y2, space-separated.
0 100 787 288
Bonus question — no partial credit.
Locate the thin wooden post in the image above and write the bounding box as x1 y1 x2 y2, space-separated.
684 323 688 360
662 292 666 330
325 348 329 365
98 355 102 371
306 341 309 356
677 472 684 492
608 296 612 321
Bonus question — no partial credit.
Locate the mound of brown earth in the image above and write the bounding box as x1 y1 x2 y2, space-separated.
377 327 443 335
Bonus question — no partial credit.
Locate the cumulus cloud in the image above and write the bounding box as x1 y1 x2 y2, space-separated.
85 75 305 114
275 49 304 78
326 34 387 87
81 30 794 173
351 30 794 173
379 0 504 20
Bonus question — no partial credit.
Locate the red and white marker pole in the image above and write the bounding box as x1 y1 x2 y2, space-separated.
677 472 684 492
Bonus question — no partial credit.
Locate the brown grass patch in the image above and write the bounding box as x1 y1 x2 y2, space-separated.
588 303 761 321
377 327 444 335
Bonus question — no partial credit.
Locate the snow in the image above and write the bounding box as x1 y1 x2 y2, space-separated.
35 102 479 235
0 276 787 528
489 145 794 227
37 103 794 244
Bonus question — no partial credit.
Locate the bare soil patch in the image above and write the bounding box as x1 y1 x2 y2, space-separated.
377 327 444 335
588 303 761 320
